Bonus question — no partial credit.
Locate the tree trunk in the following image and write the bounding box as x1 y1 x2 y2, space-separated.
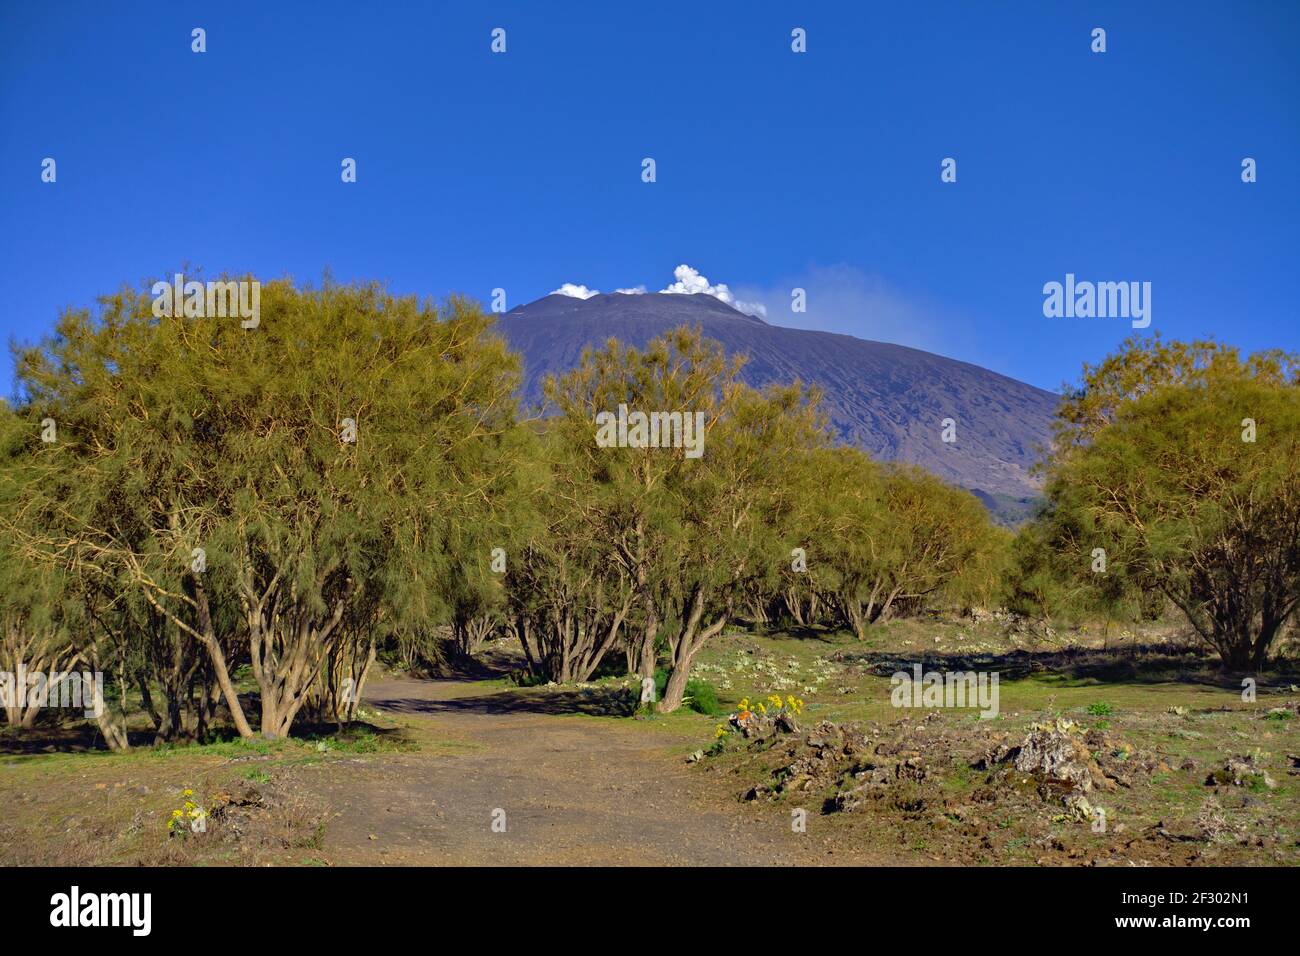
86 663 129 751
656 586 728 713
658 662 693 714
193 578 255 739
633 603 658 679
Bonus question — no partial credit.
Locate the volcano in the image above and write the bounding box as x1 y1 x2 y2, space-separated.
495 291 1058 524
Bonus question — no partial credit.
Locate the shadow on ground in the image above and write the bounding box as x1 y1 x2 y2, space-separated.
837 643 1300 690
368 686 637 719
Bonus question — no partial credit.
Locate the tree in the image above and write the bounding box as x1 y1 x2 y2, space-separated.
651 376 826 712
805 449 1001 638
541 326 748 681
534 325 827 710
9 277 524 738
0 402 86 731
1034 338 1300 670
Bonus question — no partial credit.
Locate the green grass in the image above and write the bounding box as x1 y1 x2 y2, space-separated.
684 623 1299 865
5 622 1296 866
649 669 723 715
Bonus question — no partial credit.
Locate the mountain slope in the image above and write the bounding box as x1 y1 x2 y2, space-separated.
496 292 1058 516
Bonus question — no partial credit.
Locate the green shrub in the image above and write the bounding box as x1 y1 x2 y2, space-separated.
685 679 722 716
652 669 722 715
508 670 548 687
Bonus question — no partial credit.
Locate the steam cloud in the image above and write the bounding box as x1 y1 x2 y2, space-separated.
549 266 766 317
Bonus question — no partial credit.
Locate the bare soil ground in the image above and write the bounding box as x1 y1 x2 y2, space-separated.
2 616 1296 867
0 672 903 866
296 676 899 865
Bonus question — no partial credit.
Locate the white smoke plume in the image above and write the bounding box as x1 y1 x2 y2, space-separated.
549 267 764 316
550 283 600 299
659 264 766 317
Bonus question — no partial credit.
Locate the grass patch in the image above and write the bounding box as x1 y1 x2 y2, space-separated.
653 669 723 716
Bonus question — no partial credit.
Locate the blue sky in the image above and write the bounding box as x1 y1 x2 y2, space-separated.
1 0 1296 394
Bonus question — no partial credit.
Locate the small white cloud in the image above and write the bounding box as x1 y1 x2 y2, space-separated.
660 263 728 298
551 283 600 300
547 267 766 316
659 264 766 317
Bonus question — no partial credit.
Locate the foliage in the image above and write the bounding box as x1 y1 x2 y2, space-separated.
651 668 721 715
5 277 525 739
1025 336 1300 670
9 279 1279 752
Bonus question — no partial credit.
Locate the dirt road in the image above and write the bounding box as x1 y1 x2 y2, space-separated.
301 677 898 866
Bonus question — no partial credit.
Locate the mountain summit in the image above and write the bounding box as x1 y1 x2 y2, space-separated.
496 291 1058 522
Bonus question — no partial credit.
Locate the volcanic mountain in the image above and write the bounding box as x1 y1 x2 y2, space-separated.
495 291 1059 524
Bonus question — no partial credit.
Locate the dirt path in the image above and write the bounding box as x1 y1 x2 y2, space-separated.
299 677 900 866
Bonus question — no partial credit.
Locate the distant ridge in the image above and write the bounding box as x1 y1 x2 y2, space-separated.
496 292 1058 524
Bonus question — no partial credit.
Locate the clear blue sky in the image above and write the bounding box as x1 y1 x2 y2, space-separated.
1 0 1296 394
